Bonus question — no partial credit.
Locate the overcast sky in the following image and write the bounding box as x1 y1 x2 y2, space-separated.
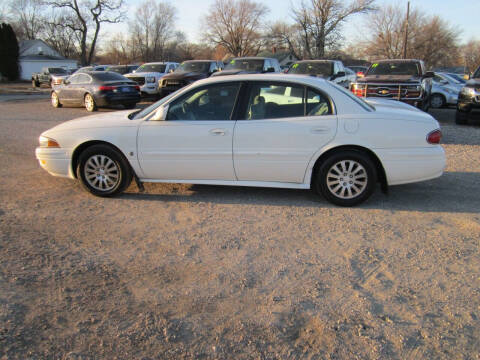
104 0 479 45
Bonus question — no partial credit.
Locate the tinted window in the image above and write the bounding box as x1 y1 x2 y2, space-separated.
167 83 240 121
246 83 305 120
225 59 264 72
106 66 128 74
288 62 333 77
136 64 167 73
49 68 67 74
92 72 128 81
367 62 420 76
175 61 211 73
68 74 81 84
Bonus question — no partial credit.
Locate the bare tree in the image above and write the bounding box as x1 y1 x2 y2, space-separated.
129 0 176 62
202 0 269 57
358 4 459 68
266 22 302 59
42 10 79 58
8 0 44 40
44 0 125 65
292 0 376 59
462 40 480 74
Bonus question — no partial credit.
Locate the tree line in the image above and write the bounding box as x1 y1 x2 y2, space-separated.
1 0 479 71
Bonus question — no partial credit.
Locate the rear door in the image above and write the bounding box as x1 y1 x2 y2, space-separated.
233 82 337 183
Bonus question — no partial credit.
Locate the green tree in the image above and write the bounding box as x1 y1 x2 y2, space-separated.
0 23 20 80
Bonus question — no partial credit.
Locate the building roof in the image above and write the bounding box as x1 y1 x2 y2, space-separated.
20 54 73 61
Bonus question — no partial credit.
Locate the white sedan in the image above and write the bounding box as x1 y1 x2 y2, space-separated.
36 74 446 206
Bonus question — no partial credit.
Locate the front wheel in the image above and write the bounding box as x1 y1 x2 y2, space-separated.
32 79 39 88
51 92 62 108
84 93 97 112
314 151 377 207
77 145 132 197
430 94 445 109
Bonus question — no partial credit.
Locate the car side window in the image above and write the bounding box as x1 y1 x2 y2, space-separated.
77 74 91 84
68 74 81 84
306 88 332 116
166 83 240 121
209 62 218 73
246 82 304 120
263 60 270 72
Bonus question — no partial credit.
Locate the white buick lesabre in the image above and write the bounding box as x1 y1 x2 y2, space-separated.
36 74 446 206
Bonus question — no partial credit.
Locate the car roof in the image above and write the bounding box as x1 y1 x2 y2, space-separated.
141 62 176 65
231 57 270 61
296 60 338 63
373 59 422 63
192 73 330 87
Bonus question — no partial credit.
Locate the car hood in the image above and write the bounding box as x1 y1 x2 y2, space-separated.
465 78 480 88
358 75 422 83
162 71 207 81
43 111 138 135
212 69 259 76
125 72 166 78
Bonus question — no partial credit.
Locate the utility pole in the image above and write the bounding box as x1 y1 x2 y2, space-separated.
403 1 410 59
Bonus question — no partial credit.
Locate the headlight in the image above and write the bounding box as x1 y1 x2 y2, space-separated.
146 77 155 83
39 136 60 148
461 87 475 96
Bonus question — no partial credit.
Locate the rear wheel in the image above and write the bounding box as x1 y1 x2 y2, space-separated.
84 93 97 112
430 94 445 109
51 92 62 108
32 79 39 88
314 151 377 207
76 145 132 197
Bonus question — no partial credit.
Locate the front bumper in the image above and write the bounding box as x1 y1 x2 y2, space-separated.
457 90 480 111
375 146 446 186
35 147 73 178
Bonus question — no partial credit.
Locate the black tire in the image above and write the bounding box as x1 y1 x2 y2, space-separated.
314 150 377 207
51 91 62 108
32 79 39 88
76 144 132 197
123 103 137 109
455 109 469 125
430 94 445 109
84 93 97 112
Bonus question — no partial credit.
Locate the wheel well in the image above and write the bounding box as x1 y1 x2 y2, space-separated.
71 140 129 178
432 93 446 100
310 145 388 192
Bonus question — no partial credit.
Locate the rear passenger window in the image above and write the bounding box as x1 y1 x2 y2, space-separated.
307 88 332 116
246 83 305 120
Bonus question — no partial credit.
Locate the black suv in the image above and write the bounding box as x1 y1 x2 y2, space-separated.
158 60 223 97
211 57 281 77
350 59 434 111
456 66 480 124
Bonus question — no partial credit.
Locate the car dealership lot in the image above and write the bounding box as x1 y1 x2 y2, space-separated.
1 96 479 358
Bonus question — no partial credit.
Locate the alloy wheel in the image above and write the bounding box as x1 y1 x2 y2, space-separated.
326 160 368 199
84 154 120 191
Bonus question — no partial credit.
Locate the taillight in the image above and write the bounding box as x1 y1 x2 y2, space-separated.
427 129 442 144
134 85 140 91
357 71 364 77
99 85 116 91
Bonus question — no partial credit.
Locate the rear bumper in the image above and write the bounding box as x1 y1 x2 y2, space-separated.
35 147 74 178
95 93 141 106
375 146 446 186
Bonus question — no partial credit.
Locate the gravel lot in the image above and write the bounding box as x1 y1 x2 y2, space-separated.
0 95 479 359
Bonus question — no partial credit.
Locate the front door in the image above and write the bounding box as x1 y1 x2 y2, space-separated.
233 82 337 183
138 82 241 180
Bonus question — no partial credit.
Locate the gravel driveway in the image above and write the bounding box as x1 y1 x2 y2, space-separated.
0 96 479 359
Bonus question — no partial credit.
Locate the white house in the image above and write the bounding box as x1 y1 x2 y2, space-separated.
19 40 78 80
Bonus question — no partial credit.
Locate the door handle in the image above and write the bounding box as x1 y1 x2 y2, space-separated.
210 128 226 136
311 127 329 134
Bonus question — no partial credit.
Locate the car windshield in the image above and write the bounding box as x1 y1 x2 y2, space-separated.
49 68 67 74
224 59 264 71
367 62 420 76
131 89 187 120
92 72 129 81
441 73 462 85
288 62 333 77
136 64 167 73
106 66 127 74
176 62 210 73
74 67 93 73
447 73 466 83
472 67 480 79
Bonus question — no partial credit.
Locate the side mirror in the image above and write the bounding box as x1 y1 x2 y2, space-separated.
211 68 218 73
264 67 275 73
336 71 346 78
151 105 168 121
424 71 435 78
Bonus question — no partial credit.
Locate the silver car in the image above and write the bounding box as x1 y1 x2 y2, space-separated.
430 72 464 108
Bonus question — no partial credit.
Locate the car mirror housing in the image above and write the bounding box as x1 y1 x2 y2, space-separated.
151 105 168 121
336 71 346 78
424 71 435 78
